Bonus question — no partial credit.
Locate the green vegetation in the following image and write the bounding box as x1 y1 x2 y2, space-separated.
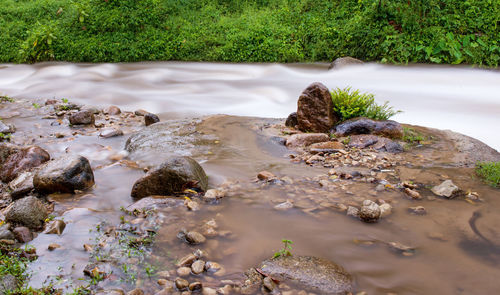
273 239 293 258
331 87 401 122
402 127 426 144
0 96 14 103
476 161 500 188
0 0 498 65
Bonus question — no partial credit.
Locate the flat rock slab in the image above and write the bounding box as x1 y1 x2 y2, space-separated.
126 196 183 212
259 255 353 294
125 119 216 165
335 117 403 139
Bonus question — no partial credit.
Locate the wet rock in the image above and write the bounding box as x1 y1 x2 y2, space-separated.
346 206 360 218
359 200 380 223
175 278 189 291
274 200 294 211
0 146 50 183
328 57 364 70
12 226 32 243
0 274 18 294
191 260 205 274
348 134 403 153
99 128 124 138
131 156 208 199
186 200 200 211
5 196 48 229
145 113 160 126
83 244 93 252
335 117 403 139
203 189 224 202
81 105 100 114
387 241 416 256
257 171 276 181
127 289 144 295
379 203 392 217
134 109 149 116
176 253 197 267
431 180 461 199
259 255 353 294
127 196 183 212
285 133 330 148
103 106 121 115
309 141 345 153
186 231 206 244
202 287 216 295
44 220 66 235
205 261 222 274
48 243 61 251
8 172 34 200
262 276 276 292
404 188 422 200
0 121 14 134
0 143 20 163
0 224 14 240
297 82 338 133
285 112 298 128
189 282 203 292
408 206 427 215
240 268 263 295
69 110 95 125
34 155 95 194
177 267 191 277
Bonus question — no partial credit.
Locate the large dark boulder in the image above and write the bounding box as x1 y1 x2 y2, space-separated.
5 196 48 229
33 155 94 194
334 117 403 139
297 83 339 133
259 255 353 294
285 112 298 128
131 156 208 199
0 146 50 183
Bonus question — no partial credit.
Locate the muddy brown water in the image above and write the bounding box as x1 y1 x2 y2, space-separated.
0 63 499 294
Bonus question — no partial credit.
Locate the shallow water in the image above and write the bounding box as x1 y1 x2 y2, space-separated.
1 63 500 294
0 62 499 151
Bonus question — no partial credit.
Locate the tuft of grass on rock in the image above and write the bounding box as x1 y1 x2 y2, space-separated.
476 161 500 188
331 87 401 122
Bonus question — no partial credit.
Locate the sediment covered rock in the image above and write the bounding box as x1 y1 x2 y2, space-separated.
130 156 208 199
297 83 338 133
33 155 94 194
286 133 330 148
431 180 461 199
259 255 353 294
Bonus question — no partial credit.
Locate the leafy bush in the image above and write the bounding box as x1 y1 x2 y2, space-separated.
0 0 498 65
331 87 401 121
476 162 500 188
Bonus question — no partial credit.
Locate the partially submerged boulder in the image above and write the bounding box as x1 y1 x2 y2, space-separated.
328 57 364 70
334 117 403 139
33 155 95 194
0 145 50 183
258 255 353 294
297 83 339 133
5 196 48 229
144 113 160 126
130 156 208 199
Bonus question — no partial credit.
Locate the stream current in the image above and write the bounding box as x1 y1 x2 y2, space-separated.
0 62 500 294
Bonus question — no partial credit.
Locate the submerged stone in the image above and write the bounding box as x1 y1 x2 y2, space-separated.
130 156 208 199
431 180 461 199
259 255 353 294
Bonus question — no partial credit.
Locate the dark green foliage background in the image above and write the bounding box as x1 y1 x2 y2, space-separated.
0 0 498 65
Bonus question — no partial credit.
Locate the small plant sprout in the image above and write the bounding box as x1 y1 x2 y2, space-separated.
273 239 293 259
32 103 41 109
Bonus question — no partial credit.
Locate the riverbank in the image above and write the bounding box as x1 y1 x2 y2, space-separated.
1 0 498 66
1 92 500 294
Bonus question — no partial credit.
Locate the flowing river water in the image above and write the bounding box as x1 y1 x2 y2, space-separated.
0 62 500 295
